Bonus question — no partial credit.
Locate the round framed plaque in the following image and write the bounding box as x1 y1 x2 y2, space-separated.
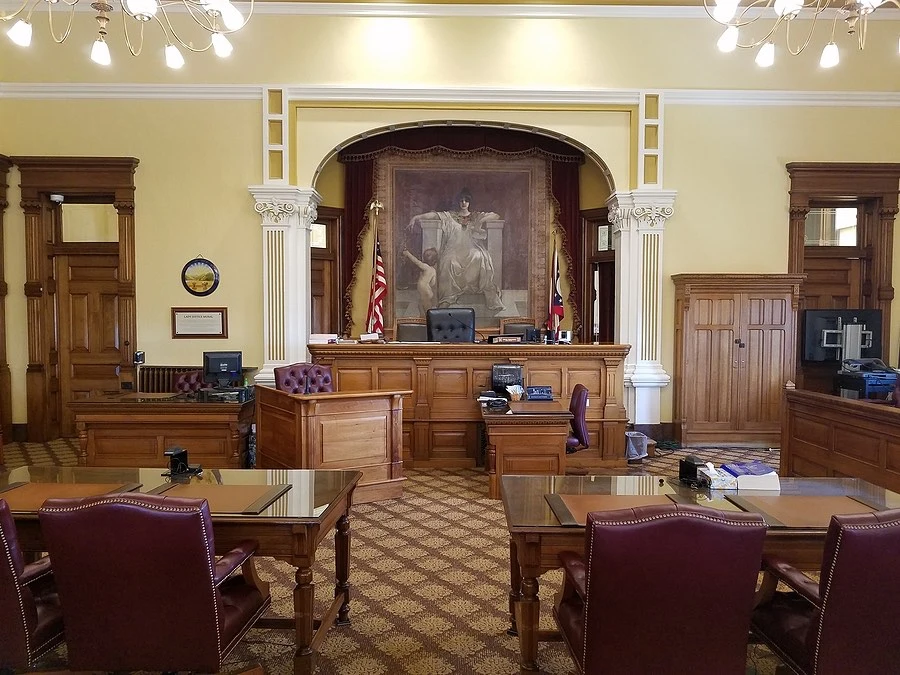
181 257 220 297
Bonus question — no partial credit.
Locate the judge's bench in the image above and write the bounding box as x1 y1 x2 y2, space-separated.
308 342 630 471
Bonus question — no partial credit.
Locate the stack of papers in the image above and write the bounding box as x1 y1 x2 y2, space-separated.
722 460 780 490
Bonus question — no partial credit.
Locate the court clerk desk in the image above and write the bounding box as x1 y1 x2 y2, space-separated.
68 392 254 469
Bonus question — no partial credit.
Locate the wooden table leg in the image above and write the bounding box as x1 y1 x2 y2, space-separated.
293 565 315 675
335 514 351 625
507 537 521 636
513 574 541 671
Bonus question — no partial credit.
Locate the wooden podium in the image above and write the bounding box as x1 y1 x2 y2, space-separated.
255 386 410 503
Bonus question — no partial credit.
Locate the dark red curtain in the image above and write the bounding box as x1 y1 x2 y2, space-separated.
339 127 584 332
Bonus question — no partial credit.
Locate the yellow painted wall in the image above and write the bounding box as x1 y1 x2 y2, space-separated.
1 9 898 428
2 99 261 422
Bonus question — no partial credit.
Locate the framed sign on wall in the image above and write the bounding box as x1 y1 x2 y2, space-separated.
171 307 228 339
181 256 220 297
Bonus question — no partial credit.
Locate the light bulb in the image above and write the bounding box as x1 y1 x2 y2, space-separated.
165 44 185 69
717 25 739 52
755 41 775 67
820 41 839 68
219 1 244 30
6 20 33 47
91 38 111 66
712 0 739 23
773 0 803 18
211 32 233 58
125 0 158 20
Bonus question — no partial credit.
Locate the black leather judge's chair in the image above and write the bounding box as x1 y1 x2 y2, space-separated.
395 318 428 342
274 362 335 394
426 307 476 343
0 499 65 671
499 317 536 335
39 493 271 673
554 504 766 675
566 384 590 454
751 509 900 675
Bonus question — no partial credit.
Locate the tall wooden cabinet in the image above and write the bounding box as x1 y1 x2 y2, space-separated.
672 274 804 445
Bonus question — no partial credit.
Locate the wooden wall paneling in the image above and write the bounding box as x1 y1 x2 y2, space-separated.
0 156 11 447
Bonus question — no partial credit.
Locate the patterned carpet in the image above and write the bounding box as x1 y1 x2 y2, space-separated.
4 440 783 674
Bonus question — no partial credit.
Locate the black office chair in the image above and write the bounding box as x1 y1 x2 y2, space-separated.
426 307 476 343
395 318 428 342
499 317 537 336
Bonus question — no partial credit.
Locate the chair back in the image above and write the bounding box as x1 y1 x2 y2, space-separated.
568 384 590 448
171 368 204 393
39 494 228 672
500 317 536 335
579 504 766 674
426 307 476 343
811 510 900 673
274 362 334 394
396 321 428 342
0 499 37 668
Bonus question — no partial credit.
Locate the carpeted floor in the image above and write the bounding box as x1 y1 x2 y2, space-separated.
4 440 783 674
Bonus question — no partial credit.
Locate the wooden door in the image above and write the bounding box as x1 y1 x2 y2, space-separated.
56 251 124 436
683 293 740 436
311 207 342 334
737 293 796 433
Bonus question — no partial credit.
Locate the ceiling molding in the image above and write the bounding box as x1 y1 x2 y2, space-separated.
1 83 898 107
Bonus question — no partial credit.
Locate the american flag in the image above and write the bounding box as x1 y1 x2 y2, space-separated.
547 240 564 341
366 238 387 335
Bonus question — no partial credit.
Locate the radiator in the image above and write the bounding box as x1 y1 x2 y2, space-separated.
137 365 202 393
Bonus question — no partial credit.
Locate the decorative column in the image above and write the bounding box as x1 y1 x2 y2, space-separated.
249 185 321 387
607 189 676 426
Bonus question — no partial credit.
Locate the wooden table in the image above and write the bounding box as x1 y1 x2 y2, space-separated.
68 392 255 468
500 474 900 672
481 400 573 499
0 465 361 675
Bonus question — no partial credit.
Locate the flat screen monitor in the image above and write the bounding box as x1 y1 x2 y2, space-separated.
426 307 476 343
492 364 523 399
802 309 882 362
202 350 242 388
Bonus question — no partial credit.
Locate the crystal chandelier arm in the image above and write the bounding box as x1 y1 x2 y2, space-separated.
46 0 78 44
120 4 146 56
156 7 215 52
0 0 36 23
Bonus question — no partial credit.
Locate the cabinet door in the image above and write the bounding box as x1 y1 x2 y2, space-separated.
737 293 795 432
684 294 740 434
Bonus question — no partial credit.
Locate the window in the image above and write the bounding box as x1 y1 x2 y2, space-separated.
804 207 857 247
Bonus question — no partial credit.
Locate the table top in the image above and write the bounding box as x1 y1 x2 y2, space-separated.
0 465 362 521
501 474 900 531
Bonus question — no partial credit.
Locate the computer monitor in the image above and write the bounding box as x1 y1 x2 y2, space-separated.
202 351 242 388
426 307 476 343
802 309 882 362
492 364 523 399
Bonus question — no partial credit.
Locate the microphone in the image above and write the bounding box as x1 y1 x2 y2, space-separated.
438 311 484 343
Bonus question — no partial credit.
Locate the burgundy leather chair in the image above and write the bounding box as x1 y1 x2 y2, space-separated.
273 362 334 394
172 368 205 393
566 384 590 453
554 503 767 675
38 493 271 673
751 509 900 674
0 499 65 670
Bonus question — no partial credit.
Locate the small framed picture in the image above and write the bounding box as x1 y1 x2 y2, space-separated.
598 225 610 252
181 257 220 297
171 307 228 339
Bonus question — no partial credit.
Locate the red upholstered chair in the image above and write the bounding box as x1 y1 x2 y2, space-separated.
566 384 590 453
172 368 205 393
554 504 767 675
274 362 335 394
751 509 900 674
0 499 65 670
38 493 271 673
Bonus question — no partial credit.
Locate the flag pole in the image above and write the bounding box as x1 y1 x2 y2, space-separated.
366 200 383 334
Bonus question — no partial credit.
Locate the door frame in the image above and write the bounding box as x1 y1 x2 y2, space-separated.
10 156 139 441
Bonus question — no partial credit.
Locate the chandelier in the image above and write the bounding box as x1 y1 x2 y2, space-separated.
705 0 900 68
2 0 253 68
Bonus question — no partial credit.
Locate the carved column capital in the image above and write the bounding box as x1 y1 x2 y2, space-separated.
606 189 677 232
249 185 321 229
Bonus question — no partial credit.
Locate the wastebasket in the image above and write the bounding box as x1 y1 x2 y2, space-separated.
625 431 649 462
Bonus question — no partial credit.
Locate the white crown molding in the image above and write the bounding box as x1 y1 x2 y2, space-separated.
1 83 898 108
0 83 262 100
663 89 900 107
